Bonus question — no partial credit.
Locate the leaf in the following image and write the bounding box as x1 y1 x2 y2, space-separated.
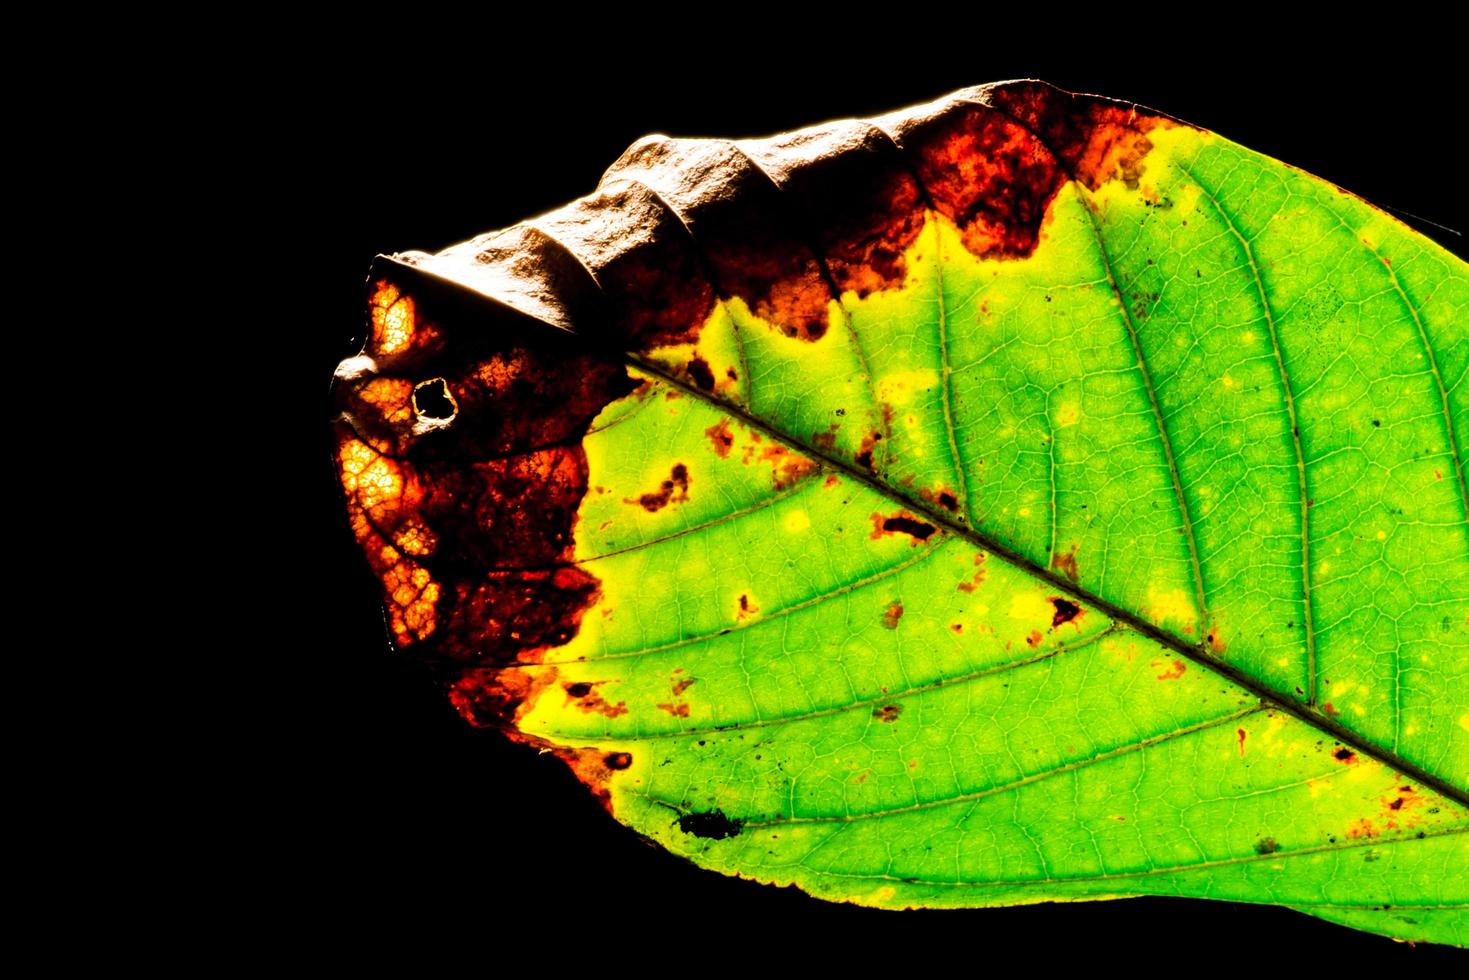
331 80 1468 946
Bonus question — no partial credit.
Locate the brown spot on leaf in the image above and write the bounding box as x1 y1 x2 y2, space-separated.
705 419 734 458
1025 630 1043 648
956 563 987 594
563 680 629 719
630 463 690 512
873 704 903 723
1345 818 1379 840
1323 702 1340 717
1253 837 1279 855
1049 597 1082 628
1237 727 1247 758
604 752 633 770
1051 545 1079 583
1154 659 1186 681
672 676 697 696
1334 748 1357 764
870 512 936 543
657 702 691 718
753 443 818 489
881 602 904 629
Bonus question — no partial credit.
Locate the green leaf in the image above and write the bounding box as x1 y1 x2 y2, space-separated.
333 80 1468 946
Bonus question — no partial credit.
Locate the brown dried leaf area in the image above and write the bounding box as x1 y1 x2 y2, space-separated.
406 83 1177 410
334 274 636 728
648 90 1169 354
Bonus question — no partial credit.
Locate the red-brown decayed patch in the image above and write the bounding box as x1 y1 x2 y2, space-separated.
1025 630 1044 648
1334 747 1358 765
672 676 697 696
351 377 416 428
882 602 904 630
737 594 759 619
901 103 1064 260
750 442 818 490
333 268 637 730
448 663 559 728
1345 818 1380 840
984 82 1171 192
705 418 734 458
1323 702 1340 717
657 702 691 718
368 279 445 361
820 166 926 296
1236 727 1247 757
1378 786 1430 831
1153 659 1187 681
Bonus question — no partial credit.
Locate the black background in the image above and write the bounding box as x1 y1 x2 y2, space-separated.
293 34 1467 965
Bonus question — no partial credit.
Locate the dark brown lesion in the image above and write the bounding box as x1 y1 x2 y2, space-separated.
705 419 734 459
628 463 690 512
1050 597 1083 628
870 512 937 543
872 704 903 723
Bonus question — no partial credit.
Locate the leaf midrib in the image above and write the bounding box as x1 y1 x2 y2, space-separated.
625 349 1469 809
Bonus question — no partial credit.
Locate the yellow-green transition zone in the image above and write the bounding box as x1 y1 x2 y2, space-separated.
370 99 1469 944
